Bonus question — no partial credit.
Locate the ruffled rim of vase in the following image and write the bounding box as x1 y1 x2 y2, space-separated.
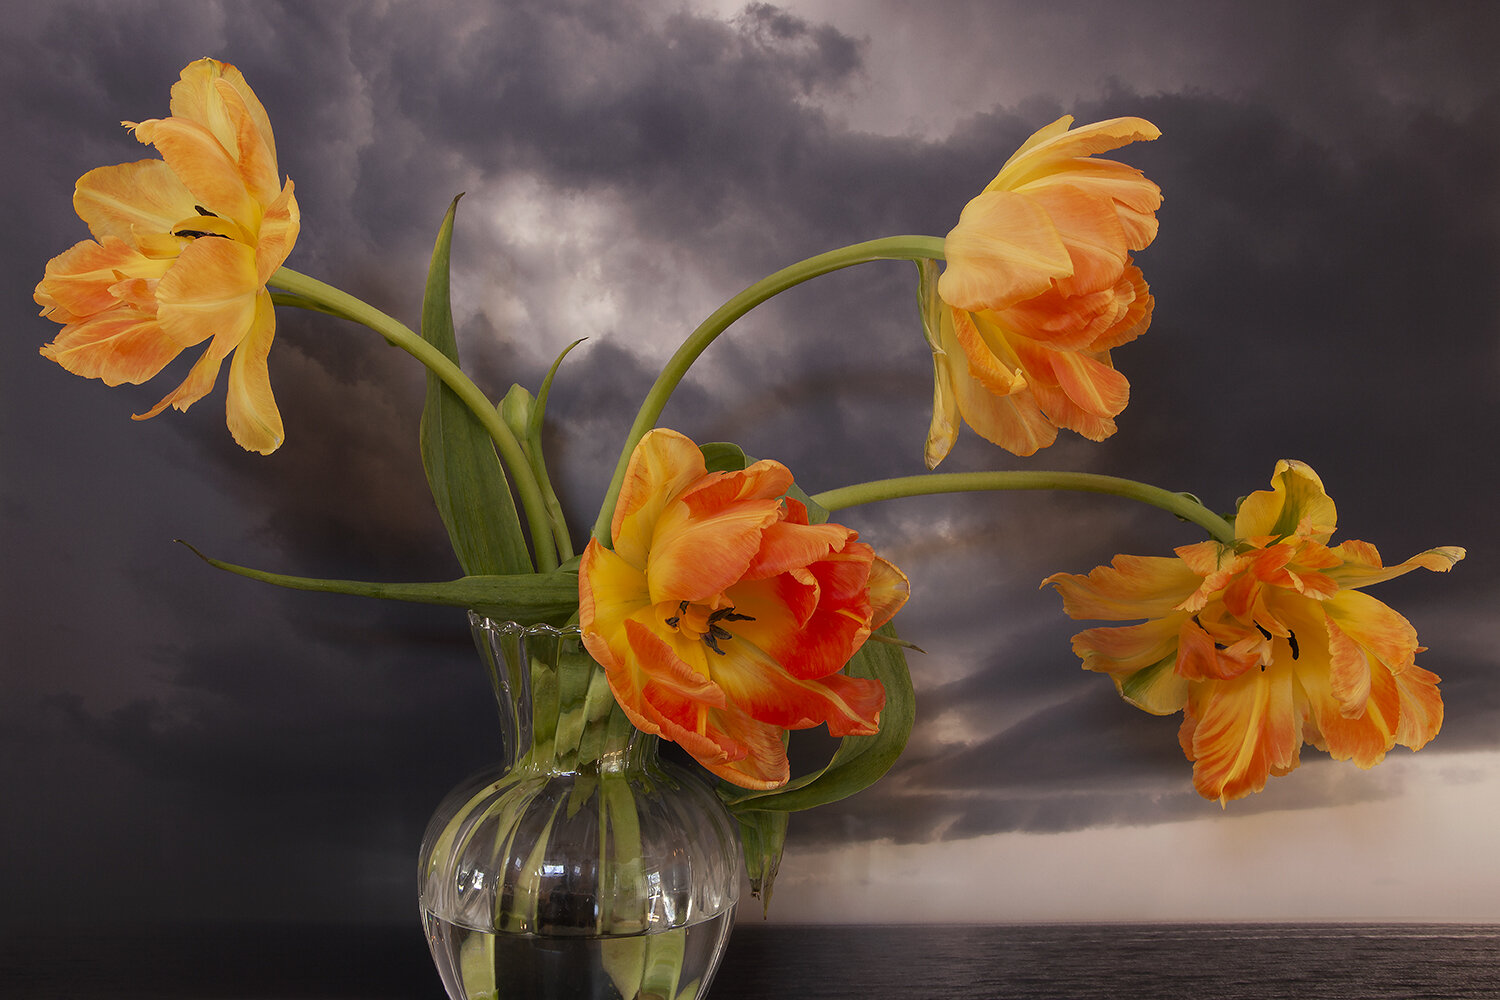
467 611 582 638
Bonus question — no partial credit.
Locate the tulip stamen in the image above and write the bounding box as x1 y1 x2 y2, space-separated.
664 602 755 655
1287 631 1300 660
175 206 230 241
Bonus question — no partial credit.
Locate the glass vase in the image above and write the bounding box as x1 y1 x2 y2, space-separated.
418 614 742 1000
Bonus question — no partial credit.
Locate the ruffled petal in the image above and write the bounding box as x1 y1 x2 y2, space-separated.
171 59 277 170
255 180 299 283
1021 183 1130 295
72 160 197 247
1234 460 1337 542
611 428 709 568
1392 663 1443 750
693 708 792 790
1327 541 1466 590
35 237 170 319
729 553 874 681
223 290 283 454
953 308 1027 397
939 188 1072 312
1185 661 1301 803
709 635 884 737
155 235 261 350
1044 554 1203 621
648 487 783 606
951 361 1057 456
131 114 258 228
39 307 178 387
1299 622 1400 768
1324 588 1423 676
992 116 1162 191
742 518 854 581
579 541 653 656
866 556 911 629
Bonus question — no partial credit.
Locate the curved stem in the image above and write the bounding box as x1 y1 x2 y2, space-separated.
812 471 1237 544
268 266 561 571
591 235 948 542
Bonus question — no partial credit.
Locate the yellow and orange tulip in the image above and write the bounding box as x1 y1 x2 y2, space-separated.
37 58 298 454
579 429 910 789
924 115 1161 465
1044 460 1464 803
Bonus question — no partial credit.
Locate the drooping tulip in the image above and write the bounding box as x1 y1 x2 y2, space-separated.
924 115 1161 464
1044 460 1464 803
37 58 298 454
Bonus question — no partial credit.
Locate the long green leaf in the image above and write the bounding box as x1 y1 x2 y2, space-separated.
179 542 578 624
735 808 790 916
419 195 532 575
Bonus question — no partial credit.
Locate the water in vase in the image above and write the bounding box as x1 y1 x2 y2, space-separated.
424 908 736 1000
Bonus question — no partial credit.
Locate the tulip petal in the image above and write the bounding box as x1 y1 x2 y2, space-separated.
155 236 261 349
1022 184 1130 296
1186 661 1301 803
171 59 277 170
35 237 170 319
73 160 198 247
939 189 1073 312
224 290 283 454
132 115 258 227
39 308 179 387
1300 624 1400 768
924 339 962 469
1327 542 1466 589
612 428 710 568
866 556 911 629
1392 663 1443 750
952 308 1028 397
710 636 884 737
743 518 854 581
648 487 783 605
256 180 300 284
133 333 227 420
1324 588 1423 676
1235 460 1337 542
729 558 873 681
1085 266 1153 351
952 361 1057 457
994 116 1162 190
1044 554 1203 620
695 708 792 790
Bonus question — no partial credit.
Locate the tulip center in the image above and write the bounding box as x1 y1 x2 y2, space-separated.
664 600 755 655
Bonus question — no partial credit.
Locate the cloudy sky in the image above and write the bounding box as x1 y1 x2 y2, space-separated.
3 0 1499 948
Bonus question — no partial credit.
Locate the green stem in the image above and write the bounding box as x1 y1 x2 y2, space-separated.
590 235 948 543
812 471 1238 544
268 266 561 571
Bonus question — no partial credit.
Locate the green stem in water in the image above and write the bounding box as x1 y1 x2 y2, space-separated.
590 234 948 543
812 471 1238 544
267 266 562 571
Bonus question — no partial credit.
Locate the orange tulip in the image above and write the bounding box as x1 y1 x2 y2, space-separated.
579 429 910 789
923 115 1161 465
37 58 298 454
1044 461 1465 803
